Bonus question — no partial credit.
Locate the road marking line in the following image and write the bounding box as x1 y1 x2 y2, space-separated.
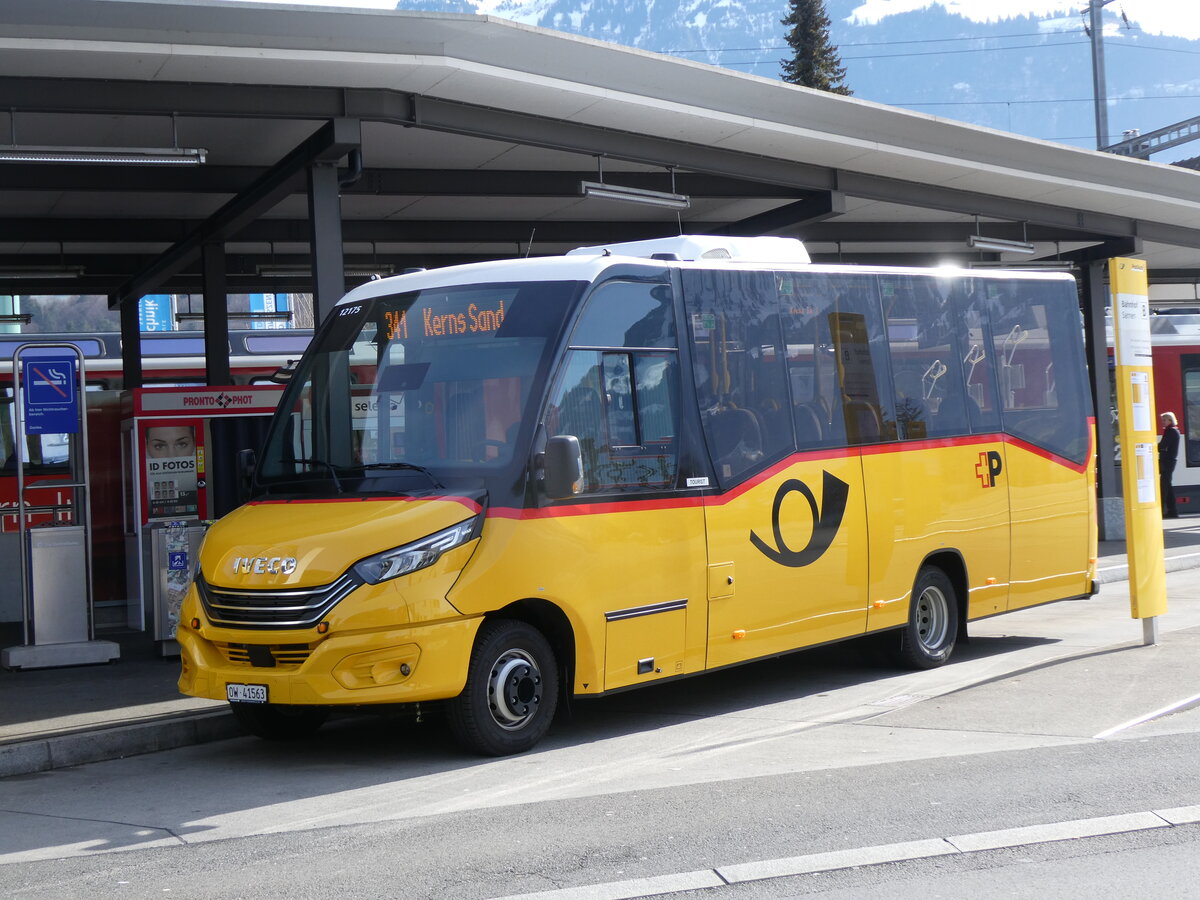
1093 690 1200 739
487 808 1197 900
946 811 1167 852
1096 549 1200 575
1155 805 1200 826
716 838 956 883
491 870 723 900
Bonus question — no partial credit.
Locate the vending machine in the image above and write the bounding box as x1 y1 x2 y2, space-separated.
121 386 284 653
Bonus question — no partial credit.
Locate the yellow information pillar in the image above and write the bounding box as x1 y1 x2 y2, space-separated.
1110 258 1167 644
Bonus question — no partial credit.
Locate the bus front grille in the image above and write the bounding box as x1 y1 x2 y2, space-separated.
214 642 315 668
197 573 359 629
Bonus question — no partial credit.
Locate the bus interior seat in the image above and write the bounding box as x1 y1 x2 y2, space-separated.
758 403 794 451
927 388 968 437
793 403 824 446
845 401 882 444
708 407 763 470
446 388 484 460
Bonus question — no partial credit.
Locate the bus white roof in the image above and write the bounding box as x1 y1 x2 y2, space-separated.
339 235 1074 306
566 234 810 263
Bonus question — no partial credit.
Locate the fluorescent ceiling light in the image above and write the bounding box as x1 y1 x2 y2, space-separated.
175 311 292 322
579 180 691 210
967 234 1037 255
967 260 1074 271
256 264 395 278
0 265 84 279
0 146 207 165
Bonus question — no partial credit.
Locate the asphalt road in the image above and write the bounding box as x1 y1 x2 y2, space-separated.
2 572 1199 900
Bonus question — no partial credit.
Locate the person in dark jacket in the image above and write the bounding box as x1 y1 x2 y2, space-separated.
1160 411 1181 518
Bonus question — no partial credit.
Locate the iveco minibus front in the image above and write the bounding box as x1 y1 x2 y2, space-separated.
177 262 589 754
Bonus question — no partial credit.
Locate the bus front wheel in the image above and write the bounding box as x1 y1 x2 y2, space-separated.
229 702 329 741
448 619 559 756
895 566 958 669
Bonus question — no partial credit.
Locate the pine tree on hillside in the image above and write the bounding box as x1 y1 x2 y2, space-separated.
780 0 851 95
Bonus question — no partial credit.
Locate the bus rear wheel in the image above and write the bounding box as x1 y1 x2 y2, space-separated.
230 702 329 741
448 619 559 756
895 566 958 669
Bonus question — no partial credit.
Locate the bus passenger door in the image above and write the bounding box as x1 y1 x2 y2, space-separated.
702 456 870 670
682 267 873 671
537 279 710 693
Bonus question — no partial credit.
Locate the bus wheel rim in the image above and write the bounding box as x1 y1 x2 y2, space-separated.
916 585 949 651
487 649 542 730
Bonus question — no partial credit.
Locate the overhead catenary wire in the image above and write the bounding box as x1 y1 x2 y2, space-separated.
656 28 1198 63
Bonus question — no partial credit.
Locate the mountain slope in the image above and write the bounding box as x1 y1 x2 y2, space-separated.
398 0 1200 158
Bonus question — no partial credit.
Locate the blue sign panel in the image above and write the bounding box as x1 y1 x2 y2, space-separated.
168 551 189 571
23 355 78 434
249 293 289 330
139 294 174 332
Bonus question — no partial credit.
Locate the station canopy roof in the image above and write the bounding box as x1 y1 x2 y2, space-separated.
1 0 1199 301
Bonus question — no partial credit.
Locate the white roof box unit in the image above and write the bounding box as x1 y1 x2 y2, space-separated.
567 235 810 264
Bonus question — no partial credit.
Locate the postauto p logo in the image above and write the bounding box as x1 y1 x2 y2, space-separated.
975 450 1003 488
750 471 850 568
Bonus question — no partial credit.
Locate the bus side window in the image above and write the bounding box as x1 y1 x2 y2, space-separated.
957 288 1003 434
781 277 843 449
682 269 793 486
542 281 681 495
880 275 972 439
0 388 14 469
1183 358 1200 467
821 275 894 446
986 280 1090 461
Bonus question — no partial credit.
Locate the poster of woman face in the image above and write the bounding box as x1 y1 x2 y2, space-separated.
144 425 199 520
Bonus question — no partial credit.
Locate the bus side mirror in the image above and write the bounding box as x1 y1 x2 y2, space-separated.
236 448 257 503
269 360 298 384
543 435 584 499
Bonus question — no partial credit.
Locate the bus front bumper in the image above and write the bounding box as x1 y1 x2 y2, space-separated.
177 616 480 707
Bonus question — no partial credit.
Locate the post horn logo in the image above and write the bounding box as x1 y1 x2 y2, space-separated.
750 471 850 568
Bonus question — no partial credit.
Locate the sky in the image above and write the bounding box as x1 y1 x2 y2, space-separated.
238 0 1200 41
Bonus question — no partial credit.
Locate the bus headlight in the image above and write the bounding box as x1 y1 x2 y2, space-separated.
352 516 479 585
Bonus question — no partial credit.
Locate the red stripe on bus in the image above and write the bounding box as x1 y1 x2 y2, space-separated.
711 446 858 504
487 426 1094 520
249 495 484 515
487 495 706 519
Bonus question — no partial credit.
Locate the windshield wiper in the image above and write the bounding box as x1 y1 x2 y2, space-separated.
357 462 444 488
279 457 344 494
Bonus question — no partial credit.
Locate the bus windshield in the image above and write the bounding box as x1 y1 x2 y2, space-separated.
257 280 581 494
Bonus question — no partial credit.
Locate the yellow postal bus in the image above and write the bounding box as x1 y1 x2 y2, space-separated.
177 235 1097 755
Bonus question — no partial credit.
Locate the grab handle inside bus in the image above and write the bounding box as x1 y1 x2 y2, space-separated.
543 435 584 499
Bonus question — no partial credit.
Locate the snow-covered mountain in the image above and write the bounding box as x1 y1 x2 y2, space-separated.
395 0 1200 159
847 1 1200 41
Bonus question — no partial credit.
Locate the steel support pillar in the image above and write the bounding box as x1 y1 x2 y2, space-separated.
1082 259 1122 540
110 118 360 310
307 161 344 326
119 296 143 389
202 242 232 386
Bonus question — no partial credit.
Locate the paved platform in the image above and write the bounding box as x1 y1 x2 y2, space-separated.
2 514 1199 778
